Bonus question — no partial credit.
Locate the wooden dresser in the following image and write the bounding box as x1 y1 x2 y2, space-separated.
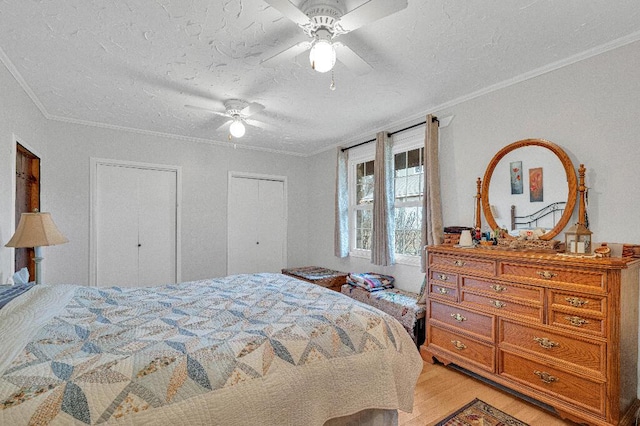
421 245 640 426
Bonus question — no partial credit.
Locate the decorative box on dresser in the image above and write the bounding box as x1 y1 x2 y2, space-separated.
420 245 640 426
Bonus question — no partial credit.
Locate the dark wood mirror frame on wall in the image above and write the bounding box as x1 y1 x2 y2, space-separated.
480 138 578 241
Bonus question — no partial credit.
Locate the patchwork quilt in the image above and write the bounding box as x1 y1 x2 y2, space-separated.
340 284 426 344
0 273 422 425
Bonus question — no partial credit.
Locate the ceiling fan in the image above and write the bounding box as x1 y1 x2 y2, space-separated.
261 0 408 75
185 99 273 138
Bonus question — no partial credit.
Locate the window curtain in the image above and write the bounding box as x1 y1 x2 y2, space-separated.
371 131 395 266
334 148 349 258
421 114 444 271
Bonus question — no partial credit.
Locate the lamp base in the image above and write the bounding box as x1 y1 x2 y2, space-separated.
34 246 43 285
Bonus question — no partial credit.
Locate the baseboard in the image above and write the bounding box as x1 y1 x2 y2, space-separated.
619 398 640 426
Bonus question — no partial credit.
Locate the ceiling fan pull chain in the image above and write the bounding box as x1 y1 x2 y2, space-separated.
330 70 336 91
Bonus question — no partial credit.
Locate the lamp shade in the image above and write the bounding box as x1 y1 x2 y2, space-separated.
5 212 68 248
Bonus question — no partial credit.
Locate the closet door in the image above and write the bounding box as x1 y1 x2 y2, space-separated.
96 165 140 287
255 179 286 273
137 168 177 286
93 161 179 287
227 175 286 275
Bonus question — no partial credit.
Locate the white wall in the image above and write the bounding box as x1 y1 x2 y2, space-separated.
436 40 640 243
307 40 640 292
0 60 50 285
0 60 311 285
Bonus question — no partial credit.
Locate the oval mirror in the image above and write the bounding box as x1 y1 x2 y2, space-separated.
481 139 577 240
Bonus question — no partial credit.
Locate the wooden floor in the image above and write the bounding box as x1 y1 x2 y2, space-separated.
399 361 577 426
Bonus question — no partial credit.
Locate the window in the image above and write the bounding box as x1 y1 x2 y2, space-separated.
394 148 424 257
347 128 425 264
354 159 374 251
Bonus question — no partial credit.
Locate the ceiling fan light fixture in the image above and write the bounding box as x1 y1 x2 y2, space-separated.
229 119 246 138
309 39 336 73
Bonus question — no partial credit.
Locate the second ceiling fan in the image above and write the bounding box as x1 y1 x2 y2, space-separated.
185 100 273 138
261 0 408 75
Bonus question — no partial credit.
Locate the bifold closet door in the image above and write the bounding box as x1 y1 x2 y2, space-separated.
227 176 286 275
95 163 177 287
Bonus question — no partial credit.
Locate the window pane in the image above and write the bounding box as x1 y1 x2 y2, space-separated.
395 147 424 204
394 152 407 177
356 160 375 205
365 160 374 176
356 209 372 250
357 175 374 204
395 230 405 254
407 148 421 168
394 206 422 255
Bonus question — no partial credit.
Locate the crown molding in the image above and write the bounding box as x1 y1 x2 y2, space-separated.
3 30 640 159
309 30 640 157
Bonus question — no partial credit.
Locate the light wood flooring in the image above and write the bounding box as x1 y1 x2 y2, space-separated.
399 361 576 426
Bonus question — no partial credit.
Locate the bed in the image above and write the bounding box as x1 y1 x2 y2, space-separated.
510 201 566 232
0 273 422 425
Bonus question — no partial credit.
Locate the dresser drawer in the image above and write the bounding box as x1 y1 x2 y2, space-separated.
429 300 494 341
500 351 605 414
549 310 605 337
428 324 495 372
429 282 457 302
499 262 605 290
430 253 496 276
461 276 543 304
548 290 606 316
429 270 458 284
461 291 543 322
499 320 605 374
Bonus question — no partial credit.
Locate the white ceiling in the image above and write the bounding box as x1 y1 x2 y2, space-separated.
1 0 639 156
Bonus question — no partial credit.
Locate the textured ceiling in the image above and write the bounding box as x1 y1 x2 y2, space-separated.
1 0 639 156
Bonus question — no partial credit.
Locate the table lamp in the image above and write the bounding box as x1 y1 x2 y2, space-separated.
5 211 68 284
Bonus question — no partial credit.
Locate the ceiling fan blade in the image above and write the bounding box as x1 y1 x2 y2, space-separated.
334 43 373 76
261 41 312 66
263 0 310 26
241 102 265 117
245 118 277 132
216 119 233 131
337 0 408 33
185 104 228 117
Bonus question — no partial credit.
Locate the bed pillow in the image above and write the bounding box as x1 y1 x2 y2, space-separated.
0 282 35 309
347 273 395 292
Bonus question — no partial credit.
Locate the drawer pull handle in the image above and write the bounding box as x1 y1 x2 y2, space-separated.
453 260 466 267
438 274 448 281
565 297 589 308
490 284 506 292
565 316 589 327
489 300 506 309
451 340 466 350
533 337 559 349
534 370 558 384
537 271 557 280
438 287 450 295
450 313 466 322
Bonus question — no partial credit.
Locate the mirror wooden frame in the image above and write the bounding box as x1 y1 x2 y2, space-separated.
480 138 578 241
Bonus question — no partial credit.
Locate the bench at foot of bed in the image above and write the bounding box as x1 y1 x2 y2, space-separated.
340 284 426 348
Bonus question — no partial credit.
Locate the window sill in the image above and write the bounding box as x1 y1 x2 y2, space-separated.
349 250 421 267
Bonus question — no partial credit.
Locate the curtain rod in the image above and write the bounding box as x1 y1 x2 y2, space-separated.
341 116 438 152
